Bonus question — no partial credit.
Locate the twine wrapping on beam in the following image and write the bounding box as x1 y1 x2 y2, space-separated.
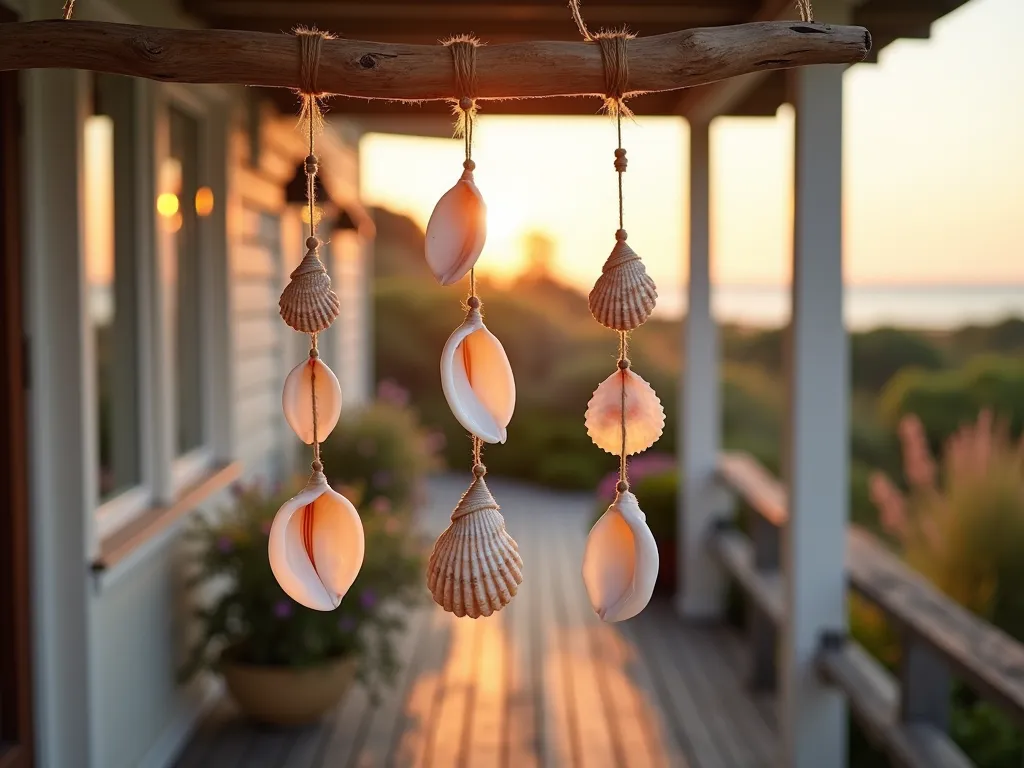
0 21 872 101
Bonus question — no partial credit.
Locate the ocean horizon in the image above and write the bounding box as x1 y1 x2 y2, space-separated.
655 283 1024 331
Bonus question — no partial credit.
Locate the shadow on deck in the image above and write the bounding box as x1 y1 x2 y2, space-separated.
175 475 776 768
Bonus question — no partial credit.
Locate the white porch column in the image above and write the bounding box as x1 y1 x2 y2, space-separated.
781 56 849 768
678 118 725 619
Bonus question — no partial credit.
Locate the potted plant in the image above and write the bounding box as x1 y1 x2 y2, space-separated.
182 395 435 726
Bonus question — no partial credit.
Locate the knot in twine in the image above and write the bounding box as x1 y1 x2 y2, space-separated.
569 0 636 117
443 35 482 140
295 27 335 131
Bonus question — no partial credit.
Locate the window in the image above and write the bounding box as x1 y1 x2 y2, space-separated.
87 79 227 542
167 107 205 456
87 75 148 535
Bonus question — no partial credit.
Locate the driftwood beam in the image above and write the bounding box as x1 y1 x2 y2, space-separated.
0 20 870 101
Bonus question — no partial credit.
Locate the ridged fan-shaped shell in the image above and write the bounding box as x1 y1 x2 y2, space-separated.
585 368 665 456
588 240 658 331
427 475 523 618
279 249 341 333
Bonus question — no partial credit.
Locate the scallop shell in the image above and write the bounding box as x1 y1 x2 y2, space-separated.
282 357 342 444
425 166 487 286
427 473 523 618
440 306 515 444
582 489 659 623
588 239 658 331
585 368 665 456
269 471 365 611
279 248 341 333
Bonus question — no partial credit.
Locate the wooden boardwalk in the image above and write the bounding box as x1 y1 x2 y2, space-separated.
175 475 778 768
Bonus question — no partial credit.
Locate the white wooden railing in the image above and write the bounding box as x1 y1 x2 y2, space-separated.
712 451 1024 768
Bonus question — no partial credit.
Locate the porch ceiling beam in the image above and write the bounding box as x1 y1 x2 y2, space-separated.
0 19 870 102
674 0 800 122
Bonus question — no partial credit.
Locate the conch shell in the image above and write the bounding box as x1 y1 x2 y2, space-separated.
282 356 342 444
585 367 665 456
440 303 515 444
425 162 487 286
269 471 365 611
582 489 658 622
588 238 658 331
279 242 341 333
427 471 523 618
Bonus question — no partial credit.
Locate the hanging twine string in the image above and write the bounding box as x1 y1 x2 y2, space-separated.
309 335 322 471
445 36 482 300
796 0 815 22
571 0 635 491
443 35 489 470
61 0 75 19
295 27 333 474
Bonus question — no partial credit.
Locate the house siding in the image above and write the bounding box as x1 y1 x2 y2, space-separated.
15 2 370 763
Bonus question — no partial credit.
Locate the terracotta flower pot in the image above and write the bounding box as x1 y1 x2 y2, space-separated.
221 656 357 727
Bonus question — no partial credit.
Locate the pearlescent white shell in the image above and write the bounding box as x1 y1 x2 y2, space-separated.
425 169 487 286
282 358 342 444
427 474 523 618
582 490 658 623
440 307 515 444
585 368 665 456
269 472 365 611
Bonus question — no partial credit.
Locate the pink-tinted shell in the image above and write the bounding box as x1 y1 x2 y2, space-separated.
585 368 665 456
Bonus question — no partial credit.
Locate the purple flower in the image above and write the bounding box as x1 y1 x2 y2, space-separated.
372 470 393 489
370 496 392 515
424 430 447 454
273 600 293 619
377 379 410 408
216 536 234 554
338 615 357 633
359 590 377 610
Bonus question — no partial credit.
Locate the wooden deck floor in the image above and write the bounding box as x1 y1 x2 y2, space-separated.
174 475 778 768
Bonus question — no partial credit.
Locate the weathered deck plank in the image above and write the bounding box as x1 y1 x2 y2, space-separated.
173 475 779 768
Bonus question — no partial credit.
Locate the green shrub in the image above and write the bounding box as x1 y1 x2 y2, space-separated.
318 392 442 512
851 327 946 393
881 356 1024 450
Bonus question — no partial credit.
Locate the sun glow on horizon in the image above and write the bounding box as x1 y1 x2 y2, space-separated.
360 0 1023 319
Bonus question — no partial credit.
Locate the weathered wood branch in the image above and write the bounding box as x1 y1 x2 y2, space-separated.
0 20 870 101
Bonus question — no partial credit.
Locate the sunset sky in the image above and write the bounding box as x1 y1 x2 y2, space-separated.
360 0 1023 305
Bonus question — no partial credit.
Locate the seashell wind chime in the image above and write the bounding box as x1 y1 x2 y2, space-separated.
268 29 365 611
577 20 665 623
424 37 523 619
